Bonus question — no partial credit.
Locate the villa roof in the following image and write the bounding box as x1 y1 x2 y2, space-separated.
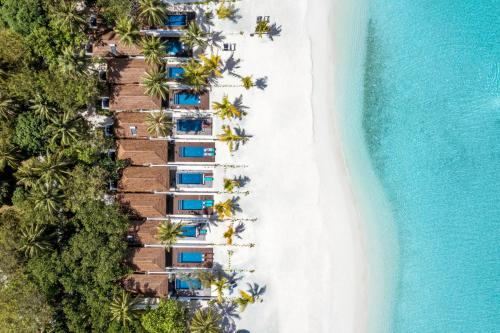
92 30 142 57
127 247 166 272
119 193 167 218
123 274 169 298
115 112 150 138
128 220 161 245
118 166 170 192
117 139 168 165
110 84 162 111
108 58 150 85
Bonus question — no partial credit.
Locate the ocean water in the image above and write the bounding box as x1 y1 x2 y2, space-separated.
361 1 500 332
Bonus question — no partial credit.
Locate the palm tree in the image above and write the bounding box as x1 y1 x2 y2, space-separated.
212 277 229 304
15 158 39 188
0 94 14 121
190 307 222 333
223 225 234 245
180 21 208 51
110 290 140 328
18 224 50 258
51 0 85 34
196 271 215 289
215 2 234 20
214 199 234 220
234 290 255 312
146 112 172 137
114 17 140 46
140 36 166 65
57 47 88 77
32 153 70 186
255 21 271 38
223 178 241 193
200 54 222 77
138 0 166 28
48 111 81 146
0 141 18 172
181 59 209 92
217 125 247 152
212 95 241 120
142 68 169 99
241 76 254 90
156 219 183 251
30 93 54 120
31 183 64 215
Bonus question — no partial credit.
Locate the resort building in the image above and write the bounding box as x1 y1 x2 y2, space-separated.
128 220 208 246
127 246 214 271
88 30 142 57
123 274 169 298
118 167 170 193
117 139 168 166
115 112 155 139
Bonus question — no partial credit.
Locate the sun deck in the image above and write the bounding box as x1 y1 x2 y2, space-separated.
110 84 162 111
117 139 168 165
168 89 210 110
171 194 214 216
119 193 167 218
169 247 214 268
123 274 169 298
171 141 216 163
118 167 169 192
127 247 166 273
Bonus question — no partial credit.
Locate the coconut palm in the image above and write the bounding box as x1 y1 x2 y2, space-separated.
57 47 88 77
138 0 166 28
200 54 222 78
110 290 140 328
15 158 39 188
32 153 70 186
215 2 234 20
0 94 14 121
212 277 229 304
18 224 50 258
114 17 140 46
234 290 255 312
196 271 215 289
255 21 271 38
214 199 235 220
30 93 55 120
140 36 166 65
51 0 85 34
181 59 209 92
212 95 241 120
223 178 241 193
180 21 208 50
146 112 172 137
142 68 169 99
156 219 183 251
190 307 222 333
217 125 247 152
31 183 64 215
0 141 18 172
48 111 81 146
241 76 254 90
223 225 235 245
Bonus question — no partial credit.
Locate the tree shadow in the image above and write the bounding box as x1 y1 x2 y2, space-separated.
247 282 266 300
233 95 249 117
227 6 242 24
255 76 268 90
268 23 282 41
209 30 226 51
216 301 240 333
234 222 246 240
234 175 251 187
222 53 241 75
234 127 252 149
231 196 242 214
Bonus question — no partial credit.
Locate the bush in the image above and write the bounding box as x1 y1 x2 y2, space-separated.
0 0 46 36
141 300 189 333
12 111 49 155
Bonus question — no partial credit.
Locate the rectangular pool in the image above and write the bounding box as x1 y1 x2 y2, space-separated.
179 199 204 210
168 67 185 79
180 225 197 237
178 252 203 263
166 14 187 27
180 146 205 158
174 92 200 105
166 40 182 56
178 173 204 185
177 119 202 133
175 278 202 290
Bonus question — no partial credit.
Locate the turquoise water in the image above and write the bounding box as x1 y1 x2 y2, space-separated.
362 1 500 332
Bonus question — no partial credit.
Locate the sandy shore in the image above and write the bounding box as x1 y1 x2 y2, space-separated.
200 0 372 331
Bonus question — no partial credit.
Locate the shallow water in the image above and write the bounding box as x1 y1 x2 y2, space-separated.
362 1 500 331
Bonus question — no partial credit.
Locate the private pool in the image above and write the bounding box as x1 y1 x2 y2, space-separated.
168 67 184 79
177 173 204 185
165 14 187 27
166 40 183 56
174 92 200 105
180 146 215 158
175 278 202 290
177 118 203 133
178 252 203 263
180 225 197 237
179 199 213 210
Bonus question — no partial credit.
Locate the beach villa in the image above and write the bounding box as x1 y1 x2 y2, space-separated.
117 139 168 165
127 220 208 245
118 166 170 193
127 247 214 271
171 141 216 163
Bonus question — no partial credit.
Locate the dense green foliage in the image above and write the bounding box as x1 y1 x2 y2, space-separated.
12 111 50 155
141 299 189 333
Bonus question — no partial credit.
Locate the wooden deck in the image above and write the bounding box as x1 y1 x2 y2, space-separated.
123 274 169 298
110 84 162 111
171 194 214 216
172 141 216 163
168 89 210 110
169 247 213 268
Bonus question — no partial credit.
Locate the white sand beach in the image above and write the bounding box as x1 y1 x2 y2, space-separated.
196 0 373 332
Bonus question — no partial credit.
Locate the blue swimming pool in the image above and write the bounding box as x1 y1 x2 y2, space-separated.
175 278 202 290
168 67 184 79
178 252 203 263
177 119 202 133
178 173 204 185
166 40 182 55
180 146 205 158
179 199 204 210
166 14 187 27
174 92 200 105
180 225 197 237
